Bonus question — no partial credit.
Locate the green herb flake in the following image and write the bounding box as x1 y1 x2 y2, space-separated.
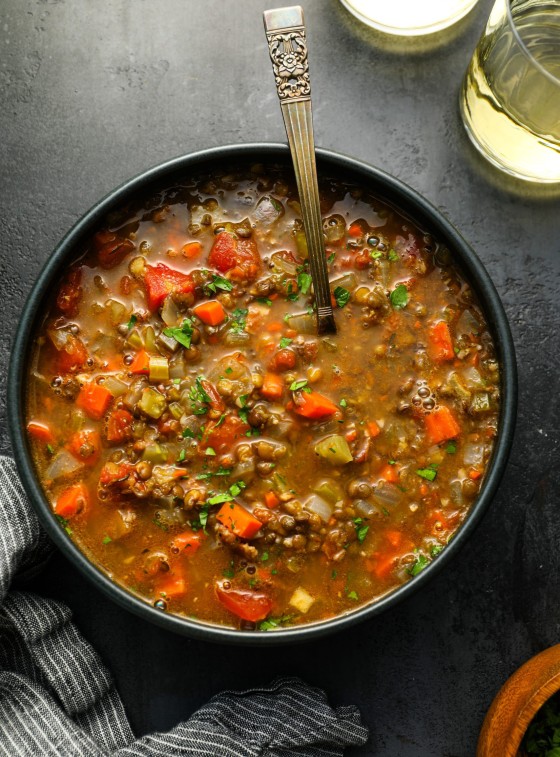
408 552 430 576
189 376 212 415
163 317 194 350
256 297 272 306
258 615 292 632
297 272 313 295
55 514 72 535
205 274 233 295
225 367 233 375
261 551 269 562
388 249 399 262
431 545 444 558
347 590 359 601
327 252 336 264
205 447 216 456
46 443 55 455
222 562 235 579
152 517 168 531
290 379 309 392
334 286 350 308
356 524 369 543
177 448 186 463
445 441 457 454
102 535 112 545
340 398 347 408
370 250 383 260
331 570 338 580
279 337 293 349
182 428 195 438
229 307 248 333
199 506 209 530
126 313 138 330
416 465 438 482
390 284 409 309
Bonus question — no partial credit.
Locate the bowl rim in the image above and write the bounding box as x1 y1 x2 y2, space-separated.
8 142 518 645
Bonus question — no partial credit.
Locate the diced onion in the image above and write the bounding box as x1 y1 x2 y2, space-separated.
45 451 83 481
270 251 297 275
103 375 129 397
329 272 357 292
462 366 485 390
286 313 315 335
161 296 180 327
355 499 378 518
303 494 333 522
463 442 485 467
372 482 402 507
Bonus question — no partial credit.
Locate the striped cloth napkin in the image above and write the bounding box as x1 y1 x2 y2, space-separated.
0 456 369 756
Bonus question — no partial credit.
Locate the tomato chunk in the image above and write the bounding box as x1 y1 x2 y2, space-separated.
208 231 261 282
144 263 195 311
67 429 101 466
56 335 88 373
106 408 134 443
200 415 249 454
56 269 83 317
215 581 273 622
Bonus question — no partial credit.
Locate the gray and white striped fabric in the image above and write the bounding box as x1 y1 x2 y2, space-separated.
0 456 369 756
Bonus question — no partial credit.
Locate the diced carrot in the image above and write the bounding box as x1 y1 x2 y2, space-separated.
67 429 101 466
367 553 398 580
264 491 280 510
385 530 403 548
428 321 454 362
215 582 272 621
54 483 89 519
76 382 112 421
285 328 297 339
193 300 226 326
424 405 461 444
380 464 399 483
216 502 263 540
157 573 187 598
171 530 203 556
128 349 150 374
181 241 203 260
266 321 283 333
345 428 358 443
106 408 134 443
291 390 338 420
261 372 285 401
368 421 381 438
27 420 55 445
348 222 362 238
468 468 482 480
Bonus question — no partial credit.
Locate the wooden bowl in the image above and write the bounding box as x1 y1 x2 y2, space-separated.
477 644 560 756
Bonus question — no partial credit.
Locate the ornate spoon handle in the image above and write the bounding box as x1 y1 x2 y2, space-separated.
264 6 337 336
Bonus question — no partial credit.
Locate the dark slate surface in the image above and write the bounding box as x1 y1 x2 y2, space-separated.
2 1 560 754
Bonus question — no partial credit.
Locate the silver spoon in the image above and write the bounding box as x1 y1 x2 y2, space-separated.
264 6 337 335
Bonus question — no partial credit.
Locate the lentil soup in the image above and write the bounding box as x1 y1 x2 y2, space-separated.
26 163 500 631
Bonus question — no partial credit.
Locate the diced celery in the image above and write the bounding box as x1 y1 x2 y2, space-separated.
142 443 168 464
143 325 157 352
294 229 308 258
314 434 353 465
138 387 166 419
313 478 344 504
149 355 169 382
469 392 491 414
169 402 183 420
289 587 315 614
127 328 144 350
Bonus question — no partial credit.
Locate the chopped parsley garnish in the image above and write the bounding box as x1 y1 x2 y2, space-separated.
445 441 457 454
55 514 72 535
390 284 409 309
206 480 246 506
334 286 350 308
189 377 211 415
152 517 168 531
229 307 248 332
102 535 112 545
204 274 233 295
126 313 138 330
339 398 347 408
289 379 310 392
416 464 438 482
431 545 444 558
205 447 216 456
370 250 383 260
176 448 186 463
222 562 235 579
163 317 195 349
261 552 269 562
198 506 209 530
279 337 293 349
46 443 54 455
388 249 399 262
258 615 292 631
347 590 359 601
331 570 337 580
327 252 336 264
256 297 272 306
225 367 233 374
355 521 369 543
182 428 195 438
297 272 312 295
408 552 430 576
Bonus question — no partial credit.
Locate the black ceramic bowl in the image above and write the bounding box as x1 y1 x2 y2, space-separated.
8 144 517 645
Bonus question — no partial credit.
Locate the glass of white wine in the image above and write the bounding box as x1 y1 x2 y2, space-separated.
339 0 480 36
460 0 560 183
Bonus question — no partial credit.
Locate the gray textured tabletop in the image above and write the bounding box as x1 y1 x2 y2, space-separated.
2 1 560 755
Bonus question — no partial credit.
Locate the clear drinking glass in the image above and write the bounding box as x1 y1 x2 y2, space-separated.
339 0 480 36
460 0 560 183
